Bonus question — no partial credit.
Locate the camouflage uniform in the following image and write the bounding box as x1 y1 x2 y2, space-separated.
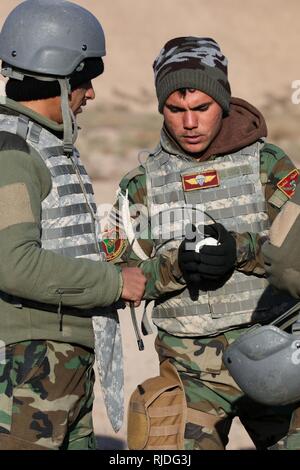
0 341 95 450
105 98 300 449
0 99 123 449
0 0 125 450
263 177 300 300
155 329 298 450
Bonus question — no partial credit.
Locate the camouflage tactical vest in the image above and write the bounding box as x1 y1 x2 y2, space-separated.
145 141 294 337
0 111 124 432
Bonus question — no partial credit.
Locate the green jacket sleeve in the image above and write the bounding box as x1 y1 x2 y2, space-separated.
103 166 185 300
0 145 121 309
234 143 300 276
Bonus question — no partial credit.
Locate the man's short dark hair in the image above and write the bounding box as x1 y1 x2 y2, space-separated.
177 88 197 98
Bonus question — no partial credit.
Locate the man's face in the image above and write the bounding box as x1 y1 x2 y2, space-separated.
69 80 96 117
51 80 96 124
20 79 97 125
163 89 223 156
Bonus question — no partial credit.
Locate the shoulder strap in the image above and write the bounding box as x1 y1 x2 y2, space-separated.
119 165 145 192
0 130 30 153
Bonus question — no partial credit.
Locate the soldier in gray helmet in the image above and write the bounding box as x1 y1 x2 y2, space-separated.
0 0 146 450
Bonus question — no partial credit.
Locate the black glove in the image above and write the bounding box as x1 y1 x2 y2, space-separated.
198 223 237 281
178 240 202 284
178 224 202 300
178 223 237 297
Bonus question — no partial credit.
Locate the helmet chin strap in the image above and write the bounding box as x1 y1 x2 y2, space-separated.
1 66 77 157
58 78 78 156
70 108 78 145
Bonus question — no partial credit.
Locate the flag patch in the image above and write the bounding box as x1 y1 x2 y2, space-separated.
277 169 299 198
101 228 127 261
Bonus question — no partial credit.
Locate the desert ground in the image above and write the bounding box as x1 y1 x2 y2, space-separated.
0 0 300 450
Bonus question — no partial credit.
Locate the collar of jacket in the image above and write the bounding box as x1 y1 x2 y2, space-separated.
0 96 64 135
160 125 197 161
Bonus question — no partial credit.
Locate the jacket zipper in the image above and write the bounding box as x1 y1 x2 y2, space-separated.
55 288 85 331
55 288 85 295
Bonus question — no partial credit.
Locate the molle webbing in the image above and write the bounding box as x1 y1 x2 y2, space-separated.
145 142 293 336
0 113 104 261
127 360 186 450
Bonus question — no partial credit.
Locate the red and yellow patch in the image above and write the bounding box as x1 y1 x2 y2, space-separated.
182 170 220 191
101 228 127 262
277 169 299 198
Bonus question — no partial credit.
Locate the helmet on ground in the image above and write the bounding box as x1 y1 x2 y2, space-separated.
223 324 300 406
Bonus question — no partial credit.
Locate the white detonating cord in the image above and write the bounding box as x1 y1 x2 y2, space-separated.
195 237 219 253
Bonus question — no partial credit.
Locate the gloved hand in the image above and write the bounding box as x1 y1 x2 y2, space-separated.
199 223 237 281
178 224 202 287
178 223 236 285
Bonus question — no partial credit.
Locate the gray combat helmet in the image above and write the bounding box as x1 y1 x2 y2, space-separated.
223 304 300 406
0 0 106 154
0 0 106 76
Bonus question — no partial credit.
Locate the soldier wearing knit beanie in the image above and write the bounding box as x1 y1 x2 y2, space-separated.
153 36 231 114
117 34 300 452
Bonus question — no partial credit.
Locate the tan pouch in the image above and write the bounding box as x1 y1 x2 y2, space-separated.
127 360 187 450
0 434 49 450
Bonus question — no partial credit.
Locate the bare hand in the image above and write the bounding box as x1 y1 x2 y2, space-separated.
121 267 146 305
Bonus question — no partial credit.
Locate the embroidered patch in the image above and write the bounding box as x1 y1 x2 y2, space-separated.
0 183 35 231
101 228 127 262
182 170 220 191
277 169 299 198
